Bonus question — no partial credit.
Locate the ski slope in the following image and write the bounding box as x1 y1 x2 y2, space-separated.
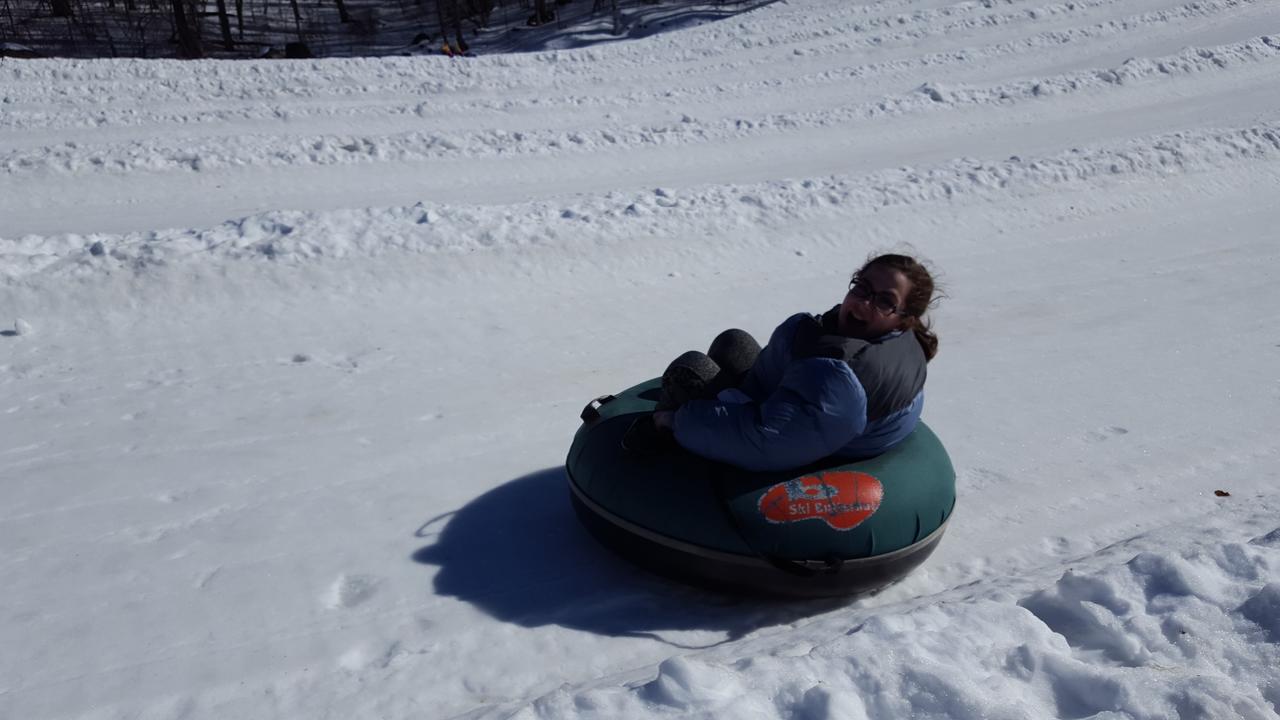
3 0 1280 718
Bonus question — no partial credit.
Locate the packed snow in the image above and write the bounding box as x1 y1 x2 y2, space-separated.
3 0 1280 718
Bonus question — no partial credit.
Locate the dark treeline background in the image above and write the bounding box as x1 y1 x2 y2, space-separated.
0 0 757 59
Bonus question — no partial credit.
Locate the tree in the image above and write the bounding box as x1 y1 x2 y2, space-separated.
169 0 202 57
435 0 466 54
213 0 234 49
51 0 72 17
287 0 304 40
531 0 553 26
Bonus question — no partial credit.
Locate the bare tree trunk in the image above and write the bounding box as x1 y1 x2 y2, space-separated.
530 0 552 26
234 0 242 39
3 0 18 32
97 4 120 56
436 0 463 53
288 0 303 40
51 0 73 18
213 0 234 48
170 0 202 57
467 0 492 26
334 0 351 23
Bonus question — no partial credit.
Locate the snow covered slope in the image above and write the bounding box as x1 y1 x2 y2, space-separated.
2 0 1279 718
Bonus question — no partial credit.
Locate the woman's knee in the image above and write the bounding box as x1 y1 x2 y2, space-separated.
707 328 760 380
659 351 721 409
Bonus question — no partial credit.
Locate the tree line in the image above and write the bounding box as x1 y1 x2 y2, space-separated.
0 0 738 59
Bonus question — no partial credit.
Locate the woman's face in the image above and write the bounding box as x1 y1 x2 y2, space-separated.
838 264 912 339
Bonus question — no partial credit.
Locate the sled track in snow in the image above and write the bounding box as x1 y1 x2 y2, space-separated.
5 0 1280 243
6 118 1280 279
1 0 1267 132
6 34 1279 177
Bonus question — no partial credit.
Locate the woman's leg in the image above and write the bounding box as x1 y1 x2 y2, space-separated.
656 329 761 410
706 328 760 392
624 329 760 453
656 350 721 411
624 350 720 453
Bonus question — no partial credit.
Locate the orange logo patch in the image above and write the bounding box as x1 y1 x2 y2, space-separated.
758 471 883 531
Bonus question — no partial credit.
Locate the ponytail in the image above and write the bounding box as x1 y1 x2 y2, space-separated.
906 316 938 362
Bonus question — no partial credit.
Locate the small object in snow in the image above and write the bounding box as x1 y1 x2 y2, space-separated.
292 354 310 364
1214 490 1231 497
919 83 948 103
89 241 105 256
12 319 32 336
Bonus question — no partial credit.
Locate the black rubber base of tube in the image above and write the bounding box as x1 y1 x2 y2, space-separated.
568 476 946 599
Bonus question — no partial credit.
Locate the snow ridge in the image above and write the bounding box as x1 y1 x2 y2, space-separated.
472 504 1280 719
6 120 1277 281
6 33 1276 177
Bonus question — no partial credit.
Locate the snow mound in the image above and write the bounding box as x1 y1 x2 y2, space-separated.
489 506 1280 719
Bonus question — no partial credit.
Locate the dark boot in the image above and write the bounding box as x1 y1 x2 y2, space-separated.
706 328 761 392
657 351 721 410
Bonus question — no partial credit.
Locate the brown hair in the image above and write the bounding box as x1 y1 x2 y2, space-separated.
859 253 940 361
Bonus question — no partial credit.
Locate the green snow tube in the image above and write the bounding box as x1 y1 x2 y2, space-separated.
567 378 956 598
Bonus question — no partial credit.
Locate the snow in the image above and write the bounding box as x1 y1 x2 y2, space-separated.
2 0 1280 718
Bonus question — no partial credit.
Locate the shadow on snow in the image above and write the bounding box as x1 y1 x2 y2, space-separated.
411 466 843 646
478 2 783 55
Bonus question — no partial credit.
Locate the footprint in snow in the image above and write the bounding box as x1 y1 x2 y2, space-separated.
1086 426 1129 442
326 574 381 610
339 641 407 672
957 467 1011 491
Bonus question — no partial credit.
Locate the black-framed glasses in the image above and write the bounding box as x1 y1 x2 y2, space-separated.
848 277 905 316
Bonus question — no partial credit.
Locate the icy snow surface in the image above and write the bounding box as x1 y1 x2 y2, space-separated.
3 0 1280 718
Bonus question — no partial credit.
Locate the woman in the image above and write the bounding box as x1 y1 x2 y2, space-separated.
629 254 939 472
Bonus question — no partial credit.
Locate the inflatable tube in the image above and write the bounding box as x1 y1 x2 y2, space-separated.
566 378 956 598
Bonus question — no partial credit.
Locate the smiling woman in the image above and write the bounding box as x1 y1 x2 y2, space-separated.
627 254 941 473
572 254 952 596
843 254 940 361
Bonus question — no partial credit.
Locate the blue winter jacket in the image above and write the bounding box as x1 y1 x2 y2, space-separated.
672 311 926 472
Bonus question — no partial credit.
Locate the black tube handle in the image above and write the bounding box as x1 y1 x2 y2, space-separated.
580 394 617 423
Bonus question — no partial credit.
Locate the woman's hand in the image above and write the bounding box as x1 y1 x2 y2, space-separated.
653 410 675 431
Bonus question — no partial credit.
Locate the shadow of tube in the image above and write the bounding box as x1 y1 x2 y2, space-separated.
411 467 847 642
